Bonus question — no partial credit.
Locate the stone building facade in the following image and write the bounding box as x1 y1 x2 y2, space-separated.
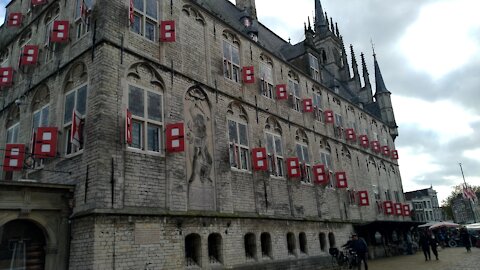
405 187 443 222
0 0 411 269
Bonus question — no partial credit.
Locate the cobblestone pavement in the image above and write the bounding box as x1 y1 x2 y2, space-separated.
369 247 479 270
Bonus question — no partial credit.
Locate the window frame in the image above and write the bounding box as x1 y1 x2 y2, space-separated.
223 40 240 83
313 91 323 122
127 83 164 155
265 131 284 178
0 49 9 67
260 61 274 99
296 142 311 184
44 14 59 63
227 118 250 171
309 53 321 82
320 150 334 188
32 104 50 168
130 0 159 42
289 78 301 112
63 84 88 157
6 122 20 144
74 0 93 40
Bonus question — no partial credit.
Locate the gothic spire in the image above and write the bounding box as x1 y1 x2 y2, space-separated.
361 53 371 87
374 52 390 94
314 0 328 33
350 45 359 79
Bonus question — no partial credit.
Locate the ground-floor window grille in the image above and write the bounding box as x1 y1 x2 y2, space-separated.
185 233 201 267
287 232 296 256
208 233 222 264
260 233 272 258
244 233 257 260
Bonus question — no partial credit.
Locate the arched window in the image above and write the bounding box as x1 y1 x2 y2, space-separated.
286 232 296 256
265 117 284 177
131 0 159 41
127 63 164 154
0 48 9 67
208 233 222 264
312 88 323 122
5 106 20 180
185 233 201 267
319 232 327 252
328 232 336 248
227 102 249 171
299 232 308 254
295 129 311 184
260 54 274 99
74 0 92 39
43 4 60 62
319 140 334 187
222 31 240 83
288 71 301 111
308 53 320 82
31 86 51 167
244 233 256 260
260 232 272 258
18 30 32 69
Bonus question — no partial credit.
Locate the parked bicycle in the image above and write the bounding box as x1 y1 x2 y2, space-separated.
329 247 359 269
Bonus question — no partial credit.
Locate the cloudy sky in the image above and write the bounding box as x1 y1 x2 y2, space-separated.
1 0 479 204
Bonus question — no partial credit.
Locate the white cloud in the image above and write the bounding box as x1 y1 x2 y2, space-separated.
399 0 480 79
393 95 480 143
463 149 480 163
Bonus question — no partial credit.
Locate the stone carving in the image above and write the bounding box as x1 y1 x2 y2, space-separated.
185 87 215 210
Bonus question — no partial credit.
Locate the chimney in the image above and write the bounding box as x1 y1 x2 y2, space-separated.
236 0 257 20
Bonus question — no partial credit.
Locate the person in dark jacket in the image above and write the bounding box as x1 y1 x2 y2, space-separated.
428 231 439 260
460 227 472 252
344 234 368 270
419 232 431 261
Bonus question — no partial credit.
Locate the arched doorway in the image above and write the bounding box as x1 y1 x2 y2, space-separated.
0 219 46 270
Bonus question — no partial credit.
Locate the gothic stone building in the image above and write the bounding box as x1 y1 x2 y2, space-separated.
0 0 412 269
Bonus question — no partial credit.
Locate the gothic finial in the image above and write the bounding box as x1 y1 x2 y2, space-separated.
308 16 312 30
361 52 371 85
330 18 334 33
315 0 328 33
335 22 340 37
350 45 359 78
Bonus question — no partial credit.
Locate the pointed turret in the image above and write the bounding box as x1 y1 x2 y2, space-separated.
374 53 390 95
305 17 315 46
314 0 328 33
358 52 373 104
350 45 360 79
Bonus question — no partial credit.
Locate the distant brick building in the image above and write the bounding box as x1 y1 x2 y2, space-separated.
405 187 443 222
0 0 412 268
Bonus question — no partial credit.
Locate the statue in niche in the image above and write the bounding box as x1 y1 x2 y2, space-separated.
185 87 215 210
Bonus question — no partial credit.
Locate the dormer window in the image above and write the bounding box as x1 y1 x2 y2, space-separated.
309 53 320 82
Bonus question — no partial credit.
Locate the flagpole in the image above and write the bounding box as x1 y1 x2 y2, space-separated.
459 163 477 223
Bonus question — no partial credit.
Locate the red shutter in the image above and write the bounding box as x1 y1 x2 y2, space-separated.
242 66 255 84
31 0 47 6
166 123 185 153
345 128 356 141
276 84 287 100
7 13 23 27
383 201 393 215
359 135 369 148
129 0 135 25
402 204 411 216
313 164 328 184
3 144 25 171
251 148 268 171
286 157 300 178
394 203 403 216
20 45 39 66
324 110 334 124
335 172 348 188
125 109 132 145
71 110 82 148
371 141 381 153
160 21 176 42
382 146 390 156
34 127 58 158
302 98 313 112
391 150 399 160
51 21 70 43
0 67 14 87
358 191 369 206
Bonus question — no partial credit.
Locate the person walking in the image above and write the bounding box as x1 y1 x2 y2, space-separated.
428 231 439 260
460 227 472 252
343 234 368 270
419 231 431 261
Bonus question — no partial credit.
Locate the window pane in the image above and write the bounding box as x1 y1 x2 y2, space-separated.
33 111 41 129
296 144 302 161
6 128 12 144
64 92 75 123
223 41 231 60
147 123 161 152
145 20 156 41
133 0 143 11
132 121 142 149
275 137 282 155
228 120 238 143
147 92 162 122
266 134 274 153
129 86 145 117
303 146 310 163
240 148 249 170
132 15 142 34
239 123 248 146
41 106 50 127
146 0 157 19
76 86 87 116
231 47 240 65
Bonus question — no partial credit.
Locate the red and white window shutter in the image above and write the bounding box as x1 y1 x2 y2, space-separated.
7 13 23 27
51 21 70 43
160 21 176 42
0 67 14 87
371 141 381 153
125 109 132 145
129 0 135 25
359 135 369 148
20 45 39 66
276 84 287 100
336 172 348 188
3 144 25 171
383 201 394 215
286 157 301 178
394 203 403 216
34 127 58 158
402 204 411 216
166 123 185 153
251 148 268 171
358 191 369 206
345 128 356 141
382 146 390 156
391 150 399 160
242 66 255 84
71 110 82 148
324 110 334 124
303 98 313 112
313 164 328 185
31 0 48 6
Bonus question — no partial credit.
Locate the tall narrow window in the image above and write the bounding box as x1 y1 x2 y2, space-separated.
185 233 201 267
128 85 163 153
6 123 20 144
0 49 9 67
319 233 327 252
299 232 308 254
260 61 274 99
295 130 311 184
260 233 272 258
208 233 222 264
223 40 240 83
286 232 296 256
328 232 336 248
265 132 284 177
309 54 320 82
18 30 32 69
131 0 158 41
320 148 334 187
244 233 256 260
74 0 93 39
32 104 50 167
313 91 323 122
289 78 301 111
63 85 88 155
228 119 249 171
44 5 59 62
